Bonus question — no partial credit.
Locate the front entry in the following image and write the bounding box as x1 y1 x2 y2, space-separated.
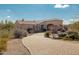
27 28 34 33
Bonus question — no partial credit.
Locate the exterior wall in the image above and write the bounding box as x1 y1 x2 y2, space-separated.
39 20 63 31
15 20 63 33
15 23 33 33
15 22 35 30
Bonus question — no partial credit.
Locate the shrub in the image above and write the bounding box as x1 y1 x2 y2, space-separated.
63 36 73 41
14 29 22 38
58 33 66 38
0 30 10 38
68 32 79 40
14 29 27 38
0 38 7 54
44 31 50 38
21 30 27 37
63 31 79 41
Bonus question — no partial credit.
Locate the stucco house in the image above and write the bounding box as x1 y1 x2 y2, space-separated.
15 18 65 33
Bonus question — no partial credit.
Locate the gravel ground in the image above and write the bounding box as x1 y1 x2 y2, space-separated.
22 33 79 55
3 39 31 55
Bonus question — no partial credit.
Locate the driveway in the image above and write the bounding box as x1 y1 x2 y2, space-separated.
3 39 31 55
22 33 79 55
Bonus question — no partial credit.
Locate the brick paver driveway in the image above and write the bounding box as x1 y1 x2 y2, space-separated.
22 33 79 55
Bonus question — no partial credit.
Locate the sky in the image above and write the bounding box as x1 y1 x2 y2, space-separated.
0 4 79 24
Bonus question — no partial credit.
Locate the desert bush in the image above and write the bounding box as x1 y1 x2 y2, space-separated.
67 32 79 40
0 20 14 31
63 31 79 41
14 29 27 38
0 30 10 38
68 21 79 32
0 20 14 54
22 31 27 37
44 31 50 38
0 38 7 54
63 36 73 41
58 33 67 38
14 29 22 38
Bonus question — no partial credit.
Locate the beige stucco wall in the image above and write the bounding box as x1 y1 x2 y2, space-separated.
15 20 63 32
39 20 63 30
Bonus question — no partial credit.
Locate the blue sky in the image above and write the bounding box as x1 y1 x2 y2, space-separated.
0 4 79 24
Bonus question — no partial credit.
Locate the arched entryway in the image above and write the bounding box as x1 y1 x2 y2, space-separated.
47 24 54 31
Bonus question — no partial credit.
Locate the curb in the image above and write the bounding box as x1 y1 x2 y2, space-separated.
21 38 31 55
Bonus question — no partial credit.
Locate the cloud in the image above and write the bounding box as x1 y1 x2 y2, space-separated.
6 9 11 12
7 16 11 18
63 19 74 25
54 4 70 8
63 18 79 25
63 20 70 25
74 19 79 22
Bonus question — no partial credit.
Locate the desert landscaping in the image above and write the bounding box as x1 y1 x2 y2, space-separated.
0 4 79 55
0 18 79 55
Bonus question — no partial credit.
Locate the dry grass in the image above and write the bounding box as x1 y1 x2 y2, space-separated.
0 38 8 52
0 30 10 53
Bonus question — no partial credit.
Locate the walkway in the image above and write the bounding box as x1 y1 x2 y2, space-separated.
22 33 79 55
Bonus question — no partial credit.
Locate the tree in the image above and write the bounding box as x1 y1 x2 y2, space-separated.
68 13 79 32
0 20 14 31
68 21 79 32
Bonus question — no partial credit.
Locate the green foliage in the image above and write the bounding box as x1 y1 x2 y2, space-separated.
63 32 79 41
0 30 10 38
67 20 79 41
58 33 67 39
63 36 73 41
0 20 14 53
44 31 50 38
0 20 15 38
0 20 14 31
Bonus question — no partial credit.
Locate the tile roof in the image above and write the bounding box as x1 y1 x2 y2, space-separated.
17 21 37 25
16 18 63 25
